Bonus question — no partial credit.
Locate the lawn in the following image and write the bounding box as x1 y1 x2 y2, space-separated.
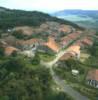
80 52 90 62
38 52 55 62
53 57 98 99
72 84 98 100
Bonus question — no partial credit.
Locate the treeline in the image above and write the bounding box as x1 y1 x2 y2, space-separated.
0 7 84 30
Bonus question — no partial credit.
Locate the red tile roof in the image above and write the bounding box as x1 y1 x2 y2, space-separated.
43 37 60 52
81 37 93 46
59 45 80 61
59 25 71 33
73 37 93 47
67 45 80 53
61 32 81 46
18 38 40 45
4 46 18 56
86 69 98 81
59 52 74 61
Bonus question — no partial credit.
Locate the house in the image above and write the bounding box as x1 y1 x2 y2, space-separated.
59 25 72 33
59 52 75 61
43 36 60 53
17 38 40 50
60 31 81 47
72 70 79 76
0 40 7 47
7 29 12 33
16 38 42 57
4 36 17 46
66 45 81 59
4 46 19 56
1 33 9 38
13 26 34 36
86 69 98 88
40 23 49 30
73 40 83 47
19 50 35 57
37 45 55 55
60 36 71 47
81 37 93 46
59 45 80 61
73 37 93 48
46 22 60 30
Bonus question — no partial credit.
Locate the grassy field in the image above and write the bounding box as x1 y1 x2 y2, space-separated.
38 52 55 62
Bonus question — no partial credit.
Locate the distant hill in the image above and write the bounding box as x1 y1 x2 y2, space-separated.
0 7 83 30
53 9 98 16
52 9 98 30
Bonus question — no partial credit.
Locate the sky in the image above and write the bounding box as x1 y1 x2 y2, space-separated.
0 0 98 13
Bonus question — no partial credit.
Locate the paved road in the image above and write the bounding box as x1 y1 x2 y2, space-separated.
41 50 90 100
40 32 90 100
50 68 90 100
41 50 67 67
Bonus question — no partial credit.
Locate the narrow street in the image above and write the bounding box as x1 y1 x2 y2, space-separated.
50 68 89 100
41 49 90 100
41 33 90 100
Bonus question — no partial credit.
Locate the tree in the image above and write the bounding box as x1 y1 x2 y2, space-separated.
1 57 25 72
56 92 72 100
12 30 27 39
0 47 4 57
31 53 40 65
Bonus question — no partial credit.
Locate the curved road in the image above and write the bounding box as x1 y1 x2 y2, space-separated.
40 32 91 100
50 68 89 100
41 49 90 100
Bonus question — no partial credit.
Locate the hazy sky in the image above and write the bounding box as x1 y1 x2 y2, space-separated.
0 0 98 13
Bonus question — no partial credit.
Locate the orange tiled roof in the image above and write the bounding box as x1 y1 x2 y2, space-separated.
59 52 74 61
59 25 71 33
5 46 18 56
73 41 83 47
81 37 93 46
59 45 80 61
87 69 98 81
67 45 80 54
73 36 93 47
61 32 81 46
18 38 40 45
44 37 60 52
62 32 81 40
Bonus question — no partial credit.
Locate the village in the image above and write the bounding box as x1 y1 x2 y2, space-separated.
0 21 98 99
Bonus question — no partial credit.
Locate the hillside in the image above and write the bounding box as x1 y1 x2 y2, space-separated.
0 7 84 30
52 9 98 30
0 7 98 100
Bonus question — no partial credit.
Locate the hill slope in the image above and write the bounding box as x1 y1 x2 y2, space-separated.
0 7 84 30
